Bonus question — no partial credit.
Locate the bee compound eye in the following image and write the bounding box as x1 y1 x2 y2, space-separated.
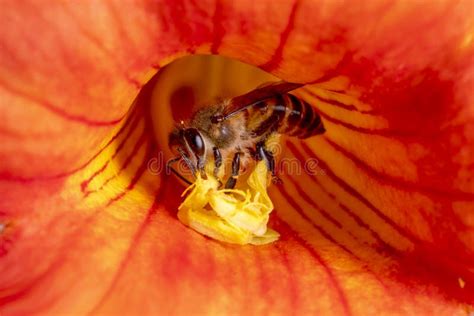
184 128 205 157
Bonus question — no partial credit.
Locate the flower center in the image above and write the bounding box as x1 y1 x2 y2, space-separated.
150 55 283 244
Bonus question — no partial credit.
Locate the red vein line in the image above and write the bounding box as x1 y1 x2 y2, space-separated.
287 176 343 228
275 215 352 316
106 1 134 53
210 0 224 54
273 241 299 312
0 178 163 310
309 174 395 252
0 77 126 127
302 89 375 114
323 137 474 200
0 212 101 305
0 251 61 305
58 1 143 90
315 105 466 141
88 179 167 315
259 0 300 71
276 185 362 262
84 136 146 197
292 141 466 291
95 135 147 196
306 53 355 85
288 141 417 243
282 155 404 294
81 123 145 195
0 151 155 310
313 87 348 93
276 182 392 293
253 249 271 316
285 174 378 248
0 110 139 182
316 107 422 139
105 143 153 207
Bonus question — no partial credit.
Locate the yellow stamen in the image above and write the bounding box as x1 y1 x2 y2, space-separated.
177 161 279 245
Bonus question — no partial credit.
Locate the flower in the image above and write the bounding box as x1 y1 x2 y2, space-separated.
0 1 473 315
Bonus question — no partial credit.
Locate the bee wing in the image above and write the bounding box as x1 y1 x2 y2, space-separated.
212 81 304 122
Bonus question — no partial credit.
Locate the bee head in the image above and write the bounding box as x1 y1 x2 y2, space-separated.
169 126 206 172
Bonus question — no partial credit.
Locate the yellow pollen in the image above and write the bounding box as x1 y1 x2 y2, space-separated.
177 160 279 245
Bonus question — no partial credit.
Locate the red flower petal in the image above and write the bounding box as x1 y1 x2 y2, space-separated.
0 1 472 315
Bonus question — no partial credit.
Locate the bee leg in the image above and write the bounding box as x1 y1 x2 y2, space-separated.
213 147 223 187
197 157 207 180
225 152 241 189
256 142 282 184
166 156 193 185
177 148 196 178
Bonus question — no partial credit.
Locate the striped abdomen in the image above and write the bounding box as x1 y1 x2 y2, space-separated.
247 94 325 139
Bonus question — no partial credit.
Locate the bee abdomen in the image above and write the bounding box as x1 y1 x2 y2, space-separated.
250 95 287 137
248 94 325 139
279 94 325 139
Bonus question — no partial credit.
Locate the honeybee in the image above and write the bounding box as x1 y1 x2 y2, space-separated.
168 81 325 188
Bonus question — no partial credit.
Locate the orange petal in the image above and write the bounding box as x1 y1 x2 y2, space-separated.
0 1 473 315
